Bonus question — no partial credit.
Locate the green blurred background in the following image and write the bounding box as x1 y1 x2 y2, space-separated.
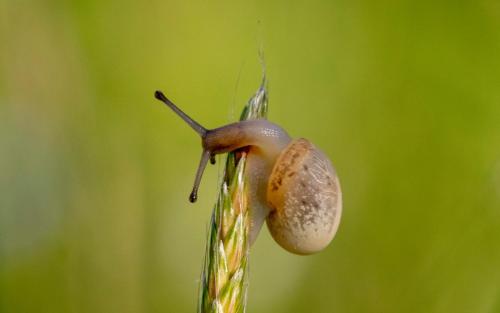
1 1 500 312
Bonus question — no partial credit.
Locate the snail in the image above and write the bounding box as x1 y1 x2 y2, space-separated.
154 90 342 255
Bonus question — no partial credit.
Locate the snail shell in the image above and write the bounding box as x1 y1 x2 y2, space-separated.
266 139 342 255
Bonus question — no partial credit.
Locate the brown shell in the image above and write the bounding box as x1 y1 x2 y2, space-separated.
266 138 342 255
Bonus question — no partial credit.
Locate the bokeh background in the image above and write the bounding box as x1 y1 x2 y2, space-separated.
1 1 500 312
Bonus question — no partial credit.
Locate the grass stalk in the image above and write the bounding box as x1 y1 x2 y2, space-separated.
198 78 268 313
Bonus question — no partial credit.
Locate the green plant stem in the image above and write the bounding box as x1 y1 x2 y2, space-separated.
198 78 268 313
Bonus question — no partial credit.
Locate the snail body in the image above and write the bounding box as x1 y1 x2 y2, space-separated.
155 91 342 255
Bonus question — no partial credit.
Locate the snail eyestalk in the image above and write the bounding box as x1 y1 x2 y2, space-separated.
189 150 211 203
154 90 207 137
155 90 213 202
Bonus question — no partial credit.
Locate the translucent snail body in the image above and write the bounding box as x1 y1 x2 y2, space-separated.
154 90 342 255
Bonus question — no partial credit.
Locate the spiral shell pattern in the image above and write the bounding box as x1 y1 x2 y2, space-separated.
266 139 342 255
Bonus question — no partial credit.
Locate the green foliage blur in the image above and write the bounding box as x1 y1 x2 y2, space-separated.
1 1 500 312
